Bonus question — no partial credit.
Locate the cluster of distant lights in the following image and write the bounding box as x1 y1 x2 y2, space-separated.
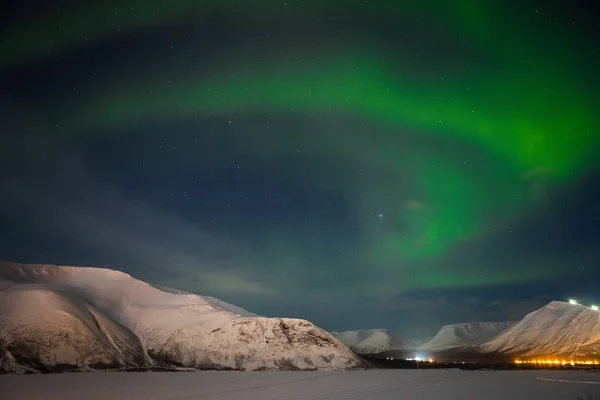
407 357 434 362
568 299 598 310
515 359 599 366
385 356 434 362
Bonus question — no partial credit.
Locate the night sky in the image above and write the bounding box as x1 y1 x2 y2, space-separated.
1 1 599 341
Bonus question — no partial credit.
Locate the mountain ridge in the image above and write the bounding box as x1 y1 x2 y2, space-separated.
333 329 416 354
0 261 360 373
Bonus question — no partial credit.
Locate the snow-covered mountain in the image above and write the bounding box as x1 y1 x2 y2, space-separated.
0 262 360 373
151 284 259 317
332 329 416 354
482 301 600 358
420 322 516 351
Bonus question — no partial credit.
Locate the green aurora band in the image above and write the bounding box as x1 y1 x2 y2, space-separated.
70 52 595 267
4 1 598 289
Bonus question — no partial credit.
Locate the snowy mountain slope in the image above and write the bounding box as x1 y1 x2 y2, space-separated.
151 284 258 317
332 329 416 354
0 285 149 372
0 262 360 372
420 322 516 351
482 301 600 358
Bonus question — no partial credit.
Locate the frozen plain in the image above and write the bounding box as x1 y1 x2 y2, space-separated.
2 369 600 400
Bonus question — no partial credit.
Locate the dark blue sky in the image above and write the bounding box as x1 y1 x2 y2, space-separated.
1 0 599 341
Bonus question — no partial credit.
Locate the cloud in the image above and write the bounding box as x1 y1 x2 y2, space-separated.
404 200 427 212
169 270 276 296
387 295 451 312
0 156 274 300
522 166 554 200
484 300 503 308
459 296 480 305
503 299 549 321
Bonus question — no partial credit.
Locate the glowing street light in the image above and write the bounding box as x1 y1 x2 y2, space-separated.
569 299 578 305
591 305 599 311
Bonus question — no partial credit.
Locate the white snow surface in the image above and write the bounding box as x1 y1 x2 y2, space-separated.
0 262 360 372
3 370 600 400
151 284 259 317
482 301 600 358
332 329 416 354
420 322 516 351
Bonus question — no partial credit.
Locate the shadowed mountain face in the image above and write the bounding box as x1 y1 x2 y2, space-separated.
0 262 360 373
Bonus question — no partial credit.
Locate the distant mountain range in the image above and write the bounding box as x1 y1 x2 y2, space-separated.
332 329 416 354
0 262 360 373
338 302 600 362
420 322 516 351
415 302 600 361
3 262 599 373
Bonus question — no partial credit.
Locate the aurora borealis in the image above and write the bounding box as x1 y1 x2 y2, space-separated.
1 0 599 339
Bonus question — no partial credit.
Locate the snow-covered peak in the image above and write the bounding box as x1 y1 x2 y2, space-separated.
333 329 416 354
0 262 360 372
482 301 600 358
420 322 516 351
1 262 256 317
546 300 585 309
0 262 242 330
